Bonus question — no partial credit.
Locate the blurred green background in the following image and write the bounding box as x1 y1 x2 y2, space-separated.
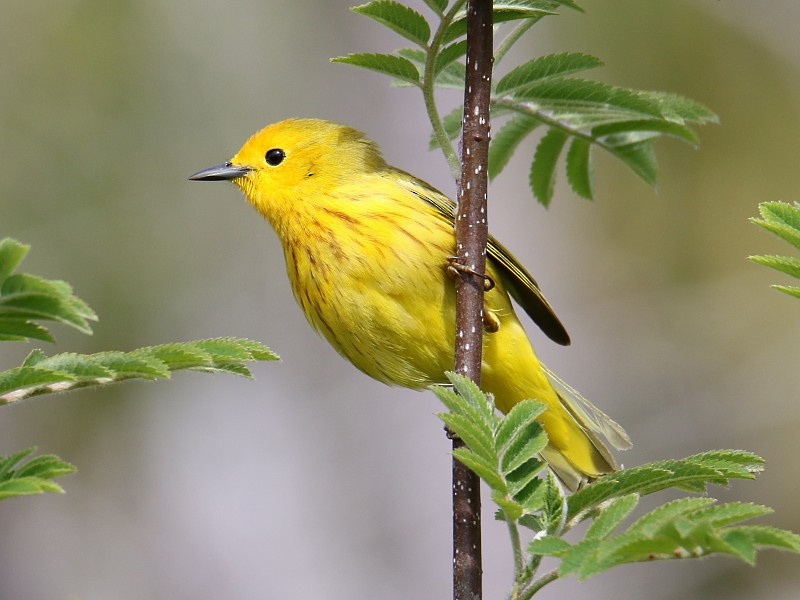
1 1 799 598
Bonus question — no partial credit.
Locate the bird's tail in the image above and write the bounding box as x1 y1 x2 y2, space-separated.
538 366 632 491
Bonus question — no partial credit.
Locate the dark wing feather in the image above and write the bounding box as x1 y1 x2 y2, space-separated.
393 168 570 346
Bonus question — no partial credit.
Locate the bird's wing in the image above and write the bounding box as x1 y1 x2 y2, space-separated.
544 364 633 453
394 169 570 346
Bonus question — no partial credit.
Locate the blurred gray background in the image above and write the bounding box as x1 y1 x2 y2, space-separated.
1 1 799 598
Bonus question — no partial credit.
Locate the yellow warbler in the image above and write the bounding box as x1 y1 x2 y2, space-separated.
190 118 630 490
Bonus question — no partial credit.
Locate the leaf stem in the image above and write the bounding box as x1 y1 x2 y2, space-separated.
520 569 560 600
494 17 540 67
424 0 466 179
506 516 525 581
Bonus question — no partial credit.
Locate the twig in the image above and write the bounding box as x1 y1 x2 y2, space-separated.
452 1 493 600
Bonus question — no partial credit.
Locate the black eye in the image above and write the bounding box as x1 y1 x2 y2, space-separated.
265 148 285 166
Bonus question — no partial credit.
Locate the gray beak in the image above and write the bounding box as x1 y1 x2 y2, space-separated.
189 162 251 181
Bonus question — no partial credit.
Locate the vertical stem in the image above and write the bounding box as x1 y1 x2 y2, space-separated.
452 2 493 600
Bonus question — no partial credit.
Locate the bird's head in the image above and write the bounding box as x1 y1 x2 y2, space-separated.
190 118 387 217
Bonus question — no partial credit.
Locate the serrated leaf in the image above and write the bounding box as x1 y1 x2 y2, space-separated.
528 535 572 556
0 448 75 501
15 454 76 479
0 366 75 399
432 385 494 434
626 497 717 536
565 137 593 199
0 318 55 343
0 292 94 334
439 411 496 462
434 58 467 88
530 128 569 206
423 0 448 15
489 114 541 179
332 53 420 86
434 40 468 74
443 1 566 44
559 538 603 576
1 339 278 405
772 284 800 298
567 458 743 524
751 202 800 252
506 460 546 507
758 201 800 229
135 344 212 371
748 254 800 279
32 353 113 379
511 78 661 116
585 494 639 542
495 400 547 455
91 351 170 379
541 470 567 534
445 371 496 422
500 425 548 475
606 140 658 186
732 525 800 553
692 502 773 528
646 90 718 124
353 1 431 47
496 52 603 96
452 448 506 492
593 119 700 145
0 478 64 499
493 492 524 522
0 239 30 283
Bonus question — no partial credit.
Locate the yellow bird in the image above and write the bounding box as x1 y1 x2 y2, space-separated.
190 118 630 490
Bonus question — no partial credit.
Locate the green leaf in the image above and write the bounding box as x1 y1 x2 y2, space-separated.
0 318 54 343
749 254 800 279
496 52 603 96
593 119 700 146
434 40 468 75
510 78 661 117
500 420 548 475
530 128 569 206
332 53 421 86
0 238 29 283
731 525 800 553
692 502 774 528
528 535 572 556
423 0 448 15
439 411 496 463
565 137 593 199
445 371 496 422
495 400 547 455
772 284 800 298
0 366 76 399
567 453 762 525
541 470 567 534
488 114 541 179
606 140 658 186
353 1 431 47
443 1 574 44
758 200 800 229
453 448 506 492
506 459 546 506
585 494 639 542
0 338 278 405
0 448 76 500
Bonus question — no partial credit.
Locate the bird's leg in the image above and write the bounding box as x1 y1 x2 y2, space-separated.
446 257 499 333
445 256 495 291
483 310 500 333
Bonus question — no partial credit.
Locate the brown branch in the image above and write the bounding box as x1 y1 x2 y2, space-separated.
452 1 493 600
